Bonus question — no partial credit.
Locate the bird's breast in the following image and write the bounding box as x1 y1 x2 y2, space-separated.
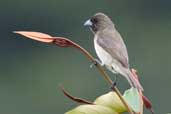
94 38 113 65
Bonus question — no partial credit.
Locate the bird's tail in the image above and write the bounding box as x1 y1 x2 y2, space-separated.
109 64 144 91
125 69 144 91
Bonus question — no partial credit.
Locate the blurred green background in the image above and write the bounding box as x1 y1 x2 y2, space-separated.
0 0 171 114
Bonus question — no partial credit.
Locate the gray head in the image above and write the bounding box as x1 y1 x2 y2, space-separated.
84 13 115 33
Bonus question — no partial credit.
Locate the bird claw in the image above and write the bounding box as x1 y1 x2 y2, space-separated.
110 82 117 90
110 76 118 90
90 59 103 68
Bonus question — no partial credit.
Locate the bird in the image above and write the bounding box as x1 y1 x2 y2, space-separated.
84 12 143 91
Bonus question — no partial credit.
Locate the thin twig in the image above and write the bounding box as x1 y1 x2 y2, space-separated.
59 85 94 105
13 31 135 114
57 41 135 114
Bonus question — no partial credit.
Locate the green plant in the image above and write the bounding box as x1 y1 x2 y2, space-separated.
14 31 154 114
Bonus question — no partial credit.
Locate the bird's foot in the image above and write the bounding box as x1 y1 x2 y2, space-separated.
90 59 103 68
110 82 116 90
110 76 118 90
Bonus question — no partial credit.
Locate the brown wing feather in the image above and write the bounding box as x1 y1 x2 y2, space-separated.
97 31 129 68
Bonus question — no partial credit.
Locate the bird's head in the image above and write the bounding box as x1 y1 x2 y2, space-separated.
84 13 114 33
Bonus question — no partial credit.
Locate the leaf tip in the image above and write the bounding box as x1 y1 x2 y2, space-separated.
13 31 24 34
13 31 19 33
13 31 54 43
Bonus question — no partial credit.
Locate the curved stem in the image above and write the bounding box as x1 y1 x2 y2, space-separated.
60 85 94 105
14 31 136 114
68 41 135 114
14 31 134 114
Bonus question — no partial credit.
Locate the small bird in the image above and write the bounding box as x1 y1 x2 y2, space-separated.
84 13 143 91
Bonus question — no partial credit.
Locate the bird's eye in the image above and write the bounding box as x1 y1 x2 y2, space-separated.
91 18 98 24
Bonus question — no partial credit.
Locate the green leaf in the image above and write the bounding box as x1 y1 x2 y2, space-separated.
65 105 118 114
65 88 143 114
123 87 141 113
94 91 126 113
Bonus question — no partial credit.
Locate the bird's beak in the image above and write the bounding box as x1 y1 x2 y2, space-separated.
84 19 92 27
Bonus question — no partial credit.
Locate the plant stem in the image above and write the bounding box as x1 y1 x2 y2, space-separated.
69 41 135 114
60 85 94 105
14 31 136 114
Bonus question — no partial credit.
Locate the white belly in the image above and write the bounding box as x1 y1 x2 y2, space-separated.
94 38 113 65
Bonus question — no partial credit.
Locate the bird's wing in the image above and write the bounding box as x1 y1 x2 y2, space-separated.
97 31 129 68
